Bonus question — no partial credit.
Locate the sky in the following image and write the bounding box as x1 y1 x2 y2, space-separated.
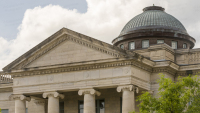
1 0 200 71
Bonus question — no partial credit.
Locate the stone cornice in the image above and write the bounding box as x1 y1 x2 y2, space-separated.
10 94 31 101
153 67 177 75
78 89 101 96
11 60 153 77
179 64 200 71
177 69 200 76
43 92 64 99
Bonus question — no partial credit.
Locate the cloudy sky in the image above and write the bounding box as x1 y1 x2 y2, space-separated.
0 0 200 71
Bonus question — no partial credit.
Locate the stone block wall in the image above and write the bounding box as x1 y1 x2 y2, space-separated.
0 92 15 113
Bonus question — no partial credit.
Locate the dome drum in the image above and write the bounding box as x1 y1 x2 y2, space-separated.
112 29 195 49
115 37 192 50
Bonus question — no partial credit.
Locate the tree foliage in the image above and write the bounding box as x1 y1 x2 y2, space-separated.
131 74 200 113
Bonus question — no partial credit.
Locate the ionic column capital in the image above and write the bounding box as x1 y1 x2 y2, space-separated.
10 94 31 101
43 92 64 99
117 85 139 93
78 89 101 96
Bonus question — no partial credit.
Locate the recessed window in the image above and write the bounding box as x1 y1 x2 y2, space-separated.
142 40 149 48
128 42 135 50
60 102 64 113
157 40 164 44
1 109 9 113
171 41 177 49
79 99 105 113
78 101 84 113
120 44 124 49
96 99 105 113
183 43 187 49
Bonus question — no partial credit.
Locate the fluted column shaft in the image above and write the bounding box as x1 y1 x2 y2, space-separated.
117 85 139 113
10 95 30 113
43 92 64 113
78 89 101 113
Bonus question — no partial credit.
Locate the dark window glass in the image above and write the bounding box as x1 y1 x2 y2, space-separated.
79 99 105 113
60 102 64 113
78 101 84 113
26 108 28 113
1 109 9 113
120 44 124 49
120 97 122 113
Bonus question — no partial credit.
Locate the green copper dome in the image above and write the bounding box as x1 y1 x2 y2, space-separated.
120 6 187 36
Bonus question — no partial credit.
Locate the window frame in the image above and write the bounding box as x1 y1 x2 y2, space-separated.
142 40 149 48
78 100 84 113
183 43 187 49
171 41 178 49
128 41 135 50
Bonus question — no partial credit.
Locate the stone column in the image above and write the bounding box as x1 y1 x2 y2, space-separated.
117 85 139 113
34 99 46 113
78 89 101 113
43 92 64 113
10 94 30 113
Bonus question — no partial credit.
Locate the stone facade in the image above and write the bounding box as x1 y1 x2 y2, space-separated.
1 5 200 113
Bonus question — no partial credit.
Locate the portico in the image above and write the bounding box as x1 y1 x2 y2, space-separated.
11 86 141 113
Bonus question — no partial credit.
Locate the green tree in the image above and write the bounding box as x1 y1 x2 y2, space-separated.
131 74 200 113
0 108 1 113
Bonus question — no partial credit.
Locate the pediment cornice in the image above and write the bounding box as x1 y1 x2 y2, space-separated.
3 28 137 72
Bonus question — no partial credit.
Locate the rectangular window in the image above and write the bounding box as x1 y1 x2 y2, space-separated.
96 99 105 113
78 101 84 113
60 102 64 113
120 97 122 113
183 43 187 49
26 108 28 113
129 42 135 50
1 109 9 113
79 99 105 113
142 40 149 48
171 41 177 49
157 40 164 44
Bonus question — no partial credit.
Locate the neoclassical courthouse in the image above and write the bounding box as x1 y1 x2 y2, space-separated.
0 5 200 113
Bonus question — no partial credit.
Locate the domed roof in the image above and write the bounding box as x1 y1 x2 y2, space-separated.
120 6 188 36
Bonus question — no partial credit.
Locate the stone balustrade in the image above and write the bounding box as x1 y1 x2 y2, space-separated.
0 72 13 84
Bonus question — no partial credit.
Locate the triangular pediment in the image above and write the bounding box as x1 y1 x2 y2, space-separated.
27 40 116 68
3 28 130 71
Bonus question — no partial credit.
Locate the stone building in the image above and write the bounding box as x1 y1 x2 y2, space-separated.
0 5 199 113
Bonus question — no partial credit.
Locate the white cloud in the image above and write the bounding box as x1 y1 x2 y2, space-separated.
1 0 200 70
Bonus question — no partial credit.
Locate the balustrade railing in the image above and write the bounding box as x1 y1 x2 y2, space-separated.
0 72 13 84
